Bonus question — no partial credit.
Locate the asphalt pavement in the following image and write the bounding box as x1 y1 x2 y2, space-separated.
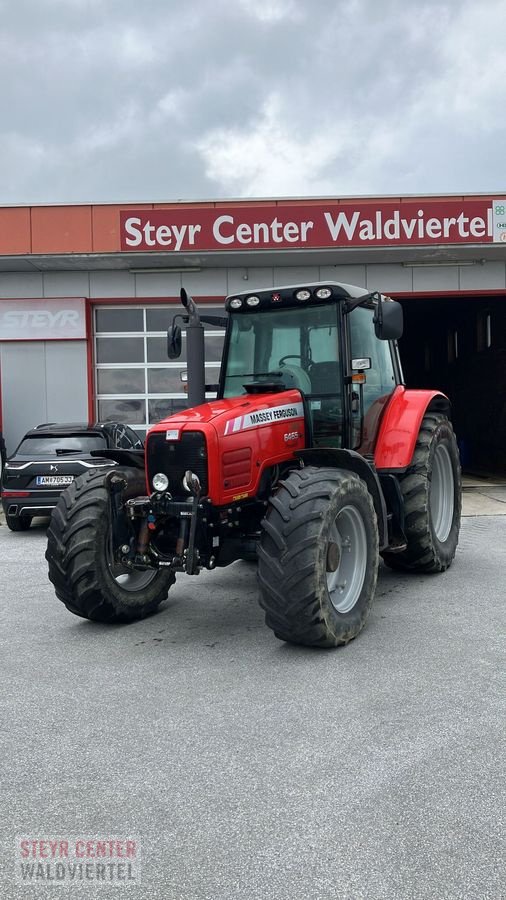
0 513 504 900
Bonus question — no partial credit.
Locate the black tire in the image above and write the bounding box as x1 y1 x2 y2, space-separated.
6 513 31 532
257 466 379 648
46 468 175 622
382 413 461 573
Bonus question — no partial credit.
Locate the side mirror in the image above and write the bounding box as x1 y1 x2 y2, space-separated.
167 323 182 359
374 299 403 341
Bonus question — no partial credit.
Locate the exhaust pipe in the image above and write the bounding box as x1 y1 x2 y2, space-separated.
7 504 19 515
180 288 206 408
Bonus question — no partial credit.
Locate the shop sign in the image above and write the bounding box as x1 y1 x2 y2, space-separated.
120 199 499 253
0 298 86 340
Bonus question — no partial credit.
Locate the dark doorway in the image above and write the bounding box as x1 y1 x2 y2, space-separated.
397 295 506 474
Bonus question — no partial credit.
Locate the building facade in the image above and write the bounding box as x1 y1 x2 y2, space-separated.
0 194 505 470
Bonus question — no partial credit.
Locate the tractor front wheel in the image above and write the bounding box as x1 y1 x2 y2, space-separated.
382 413 461 573
257 466 379 648
46 468 175 622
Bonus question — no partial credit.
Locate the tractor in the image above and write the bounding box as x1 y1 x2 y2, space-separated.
46 282 461 647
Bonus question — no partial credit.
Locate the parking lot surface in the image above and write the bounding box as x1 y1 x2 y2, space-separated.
0 516 504 900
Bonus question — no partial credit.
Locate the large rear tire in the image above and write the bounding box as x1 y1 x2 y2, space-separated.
46 468 174 622
257 467 379 648
382 413 461 573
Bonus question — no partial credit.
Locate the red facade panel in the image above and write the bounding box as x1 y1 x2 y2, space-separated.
31 206 93 254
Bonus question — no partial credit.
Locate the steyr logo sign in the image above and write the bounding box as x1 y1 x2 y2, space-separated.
120 200 504 253
0 299 86 340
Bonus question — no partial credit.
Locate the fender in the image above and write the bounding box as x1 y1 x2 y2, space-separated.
374 386 451 471
295 448 389 550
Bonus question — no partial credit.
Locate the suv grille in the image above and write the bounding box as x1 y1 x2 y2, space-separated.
147 431 208 499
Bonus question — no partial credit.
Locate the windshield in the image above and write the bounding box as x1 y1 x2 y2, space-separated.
223 304 343 447
15 434 107 457
223 304 340 398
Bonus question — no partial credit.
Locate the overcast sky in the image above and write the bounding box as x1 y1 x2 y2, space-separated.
0 0 504 204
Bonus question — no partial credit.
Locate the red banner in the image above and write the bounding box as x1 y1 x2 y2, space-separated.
120 200 497 253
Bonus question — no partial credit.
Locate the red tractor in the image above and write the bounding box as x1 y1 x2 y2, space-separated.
46 282 461 647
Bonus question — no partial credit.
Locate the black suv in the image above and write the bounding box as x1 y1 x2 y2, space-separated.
1 422 143 532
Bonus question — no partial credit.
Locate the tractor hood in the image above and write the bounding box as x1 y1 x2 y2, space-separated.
148 389 305 436
146 389 307 506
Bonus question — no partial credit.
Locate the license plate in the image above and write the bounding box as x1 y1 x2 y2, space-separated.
36 475 74 487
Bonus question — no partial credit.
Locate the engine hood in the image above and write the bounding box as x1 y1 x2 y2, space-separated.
146 388 306 506
148 389 304 433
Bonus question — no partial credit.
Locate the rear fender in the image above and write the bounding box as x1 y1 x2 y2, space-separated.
374 386 451 471
295 448 388 550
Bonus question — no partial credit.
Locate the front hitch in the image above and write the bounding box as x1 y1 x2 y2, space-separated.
183 469 202 575
121 471 204 575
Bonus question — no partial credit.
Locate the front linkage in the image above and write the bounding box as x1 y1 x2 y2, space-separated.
113 469 260 578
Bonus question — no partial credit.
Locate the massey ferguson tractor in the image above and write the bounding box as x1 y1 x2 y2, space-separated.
46 282 461 647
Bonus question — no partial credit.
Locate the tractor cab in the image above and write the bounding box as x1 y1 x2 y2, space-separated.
219 282 403 452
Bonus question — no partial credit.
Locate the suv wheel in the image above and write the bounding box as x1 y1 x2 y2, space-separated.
6 513 31 532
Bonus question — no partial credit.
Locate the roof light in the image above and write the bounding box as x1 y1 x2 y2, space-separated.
246 296 260 307
229 298 243 309
315 287 332 299
295 289 311 301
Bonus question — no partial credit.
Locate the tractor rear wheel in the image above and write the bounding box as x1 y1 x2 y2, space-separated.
382 413 461 573
46 467 174 622
257 466 379 648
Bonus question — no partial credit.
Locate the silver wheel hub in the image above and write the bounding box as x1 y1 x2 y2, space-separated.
430 443 454 542
112 568 158 593
326 505 367 614
107 536 158 594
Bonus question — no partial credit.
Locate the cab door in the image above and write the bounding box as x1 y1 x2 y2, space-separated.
349 306 397 454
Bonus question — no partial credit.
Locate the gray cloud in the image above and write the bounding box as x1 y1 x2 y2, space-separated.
0 0 504 203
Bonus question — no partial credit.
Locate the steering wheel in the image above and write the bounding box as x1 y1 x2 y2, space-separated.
279 355 303 366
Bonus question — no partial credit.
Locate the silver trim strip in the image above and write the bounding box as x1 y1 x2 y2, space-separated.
6 459 115 471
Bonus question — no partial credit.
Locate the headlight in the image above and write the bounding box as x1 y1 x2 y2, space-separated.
229 298 243 309
315 287 332 299
246 296 260 307
152 472 169 492
295 289 311 302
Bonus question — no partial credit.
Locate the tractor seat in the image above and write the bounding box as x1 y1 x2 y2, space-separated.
278 364 312 395
309 362 340 395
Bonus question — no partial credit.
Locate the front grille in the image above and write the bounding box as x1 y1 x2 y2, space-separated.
147 431 208 499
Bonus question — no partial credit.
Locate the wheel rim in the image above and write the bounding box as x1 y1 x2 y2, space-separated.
107 537 159 594
326 505 367 614
430 443 454 542
111 568 159 592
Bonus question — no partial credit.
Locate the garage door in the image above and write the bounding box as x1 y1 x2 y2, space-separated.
94 305 226 438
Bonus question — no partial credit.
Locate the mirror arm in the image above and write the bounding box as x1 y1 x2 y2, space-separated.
344 291 379 314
